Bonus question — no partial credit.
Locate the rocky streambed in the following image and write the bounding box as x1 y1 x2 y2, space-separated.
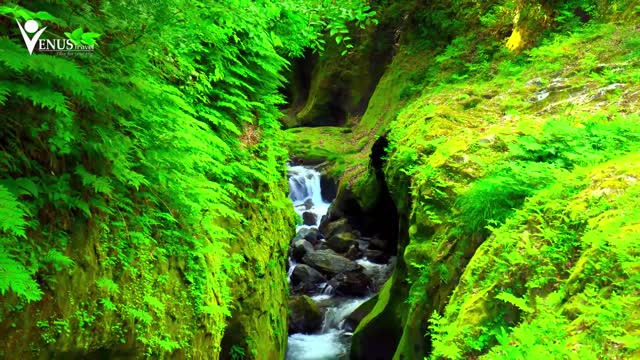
286 165 395 360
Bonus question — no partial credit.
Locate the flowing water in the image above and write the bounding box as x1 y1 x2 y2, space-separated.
288 165 330 230
286 164 393 360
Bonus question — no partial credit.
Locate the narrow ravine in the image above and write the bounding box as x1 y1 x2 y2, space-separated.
285 164 395 360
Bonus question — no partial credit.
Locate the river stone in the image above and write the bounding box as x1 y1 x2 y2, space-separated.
328 271 371 296
291 239 314 262
326 232 358 253
292 227 312 243
288 295 322 334
302 211 318 226
319 218 352 240
290 264 326 294
303 228 323 245
302 249 360 276
345 243 363 260
364 249 389 264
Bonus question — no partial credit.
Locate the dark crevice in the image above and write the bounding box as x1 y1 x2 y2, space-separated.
368 134 399 254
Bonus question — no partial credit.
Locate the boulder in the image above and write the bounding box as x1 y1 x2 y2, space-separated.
328 271 372 296
291 239 314 262
364 249 389 264
319 218 352 240
303 228 323 245
302 249 361 276
302 211 318 226
292 227 312 243
288 295 322 334
290 264 326 294
345 244 363 260
326 232 358 253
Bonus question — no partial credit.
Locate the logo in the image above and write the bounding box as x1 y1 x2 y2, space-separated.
15 19 96 56
16 20 46 55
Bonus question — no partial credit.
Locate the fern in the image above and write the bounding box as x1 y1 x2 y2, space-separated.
495 292 534 313
0 247 43 302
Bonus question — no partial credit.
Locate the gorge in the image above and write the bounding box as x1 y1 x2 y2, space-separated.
1 1 639 360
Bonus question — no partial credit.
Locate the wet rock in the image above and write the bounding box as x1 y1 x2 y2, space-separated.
290 264 326 294
302 211 318 226
292 227 312 243
303 198 314 210
345 244 363 260
319 218 352 240
288 295 322 334
291 240 314 262
303 228 323 245
326 232 358 253
328 271 372 296
302 249 361 276
364 249 389 264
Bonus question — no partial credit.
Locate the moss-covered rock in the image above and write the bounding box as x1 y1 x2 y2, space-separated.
220 180 296 360
288 296 323 334
348 9 640 360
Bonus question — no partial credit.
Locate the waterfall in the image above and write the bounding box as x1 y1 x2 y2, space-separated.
288 165 330 229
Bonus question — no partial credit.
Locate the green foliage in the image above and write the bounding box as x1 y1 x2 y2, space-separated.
508 115 640 169
230 344 247 360
0 0 377 356
494 292 533 314
456 162 559 234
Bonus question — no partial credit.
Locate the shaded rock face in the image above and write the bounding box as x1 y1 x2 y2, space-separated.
302 249 361 276
290 264 326 294
320 173 338 202
328 271 372 296
288 296 323 334
281 18 396 129
368 237 389 252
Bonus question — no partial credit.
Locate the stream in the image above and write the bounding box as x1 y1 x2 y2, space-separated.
285 165 394 360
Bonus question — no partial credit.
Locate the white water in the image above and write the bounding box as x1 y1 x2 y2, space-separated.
287 297 370 360
288 165 330 230
287 330 348 360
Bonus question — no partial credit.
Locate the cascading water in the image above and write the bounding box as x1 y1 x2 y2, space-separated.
285 164 394 360
288 166 330 230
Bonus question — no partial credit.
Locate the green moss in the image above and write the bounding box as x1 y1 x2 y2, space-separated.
283 126 360 165
352 18 640 360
